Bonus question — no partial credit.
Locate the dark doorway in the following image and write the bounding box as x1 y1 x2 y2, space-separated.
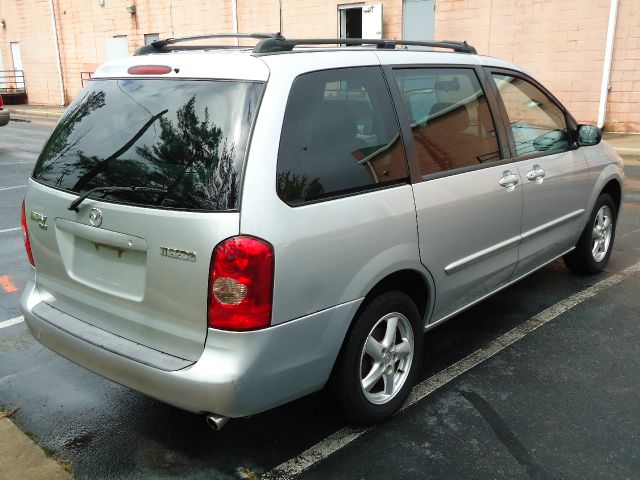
339 6 363 39
345 8 362 38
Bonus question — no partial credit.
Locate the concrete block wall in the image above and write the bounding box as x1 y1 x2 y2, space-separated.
280 0 401 40
0 0 63 105
51 0 234 103
435 0 638 132
0 0 405 106
607 0 640 132
0 0 638 130
435 0 610 126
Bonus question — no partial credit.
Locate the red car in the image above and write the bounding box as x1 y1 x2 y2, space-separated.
0 94 10 126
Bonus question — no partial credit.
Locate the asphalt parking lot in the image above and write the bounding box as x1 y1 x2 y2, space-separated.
1 118 639 480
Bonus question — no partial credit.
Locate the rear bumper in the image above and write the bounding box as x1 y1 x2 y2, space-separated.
0 109 9 127
21 278 361 417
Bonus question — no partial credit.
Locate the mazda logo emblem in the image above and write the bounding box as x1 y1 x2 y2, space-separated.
89 208 103 227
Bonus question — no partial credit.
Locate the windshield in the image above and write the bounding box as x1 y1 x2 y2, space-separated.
32 78 263 211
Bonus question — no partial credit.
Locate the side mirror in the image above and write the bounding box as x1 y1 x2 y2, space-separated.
577 124 602 147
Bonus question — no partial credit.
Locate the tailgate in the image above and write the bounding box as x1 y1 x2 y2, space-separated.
26 180 238 361
24 76 263 361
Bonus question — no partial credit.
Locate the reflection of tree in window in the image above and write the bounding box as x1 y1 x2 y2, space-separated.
276 67 408 205
135 96 238 209
35 90 106 179
276 172 325 203
32 80 260 211
68 96 236 210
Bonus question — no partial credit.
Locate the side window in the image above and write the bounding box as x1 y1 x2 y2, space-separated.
492 74 570 156
393 68 500 177
276 67 408 205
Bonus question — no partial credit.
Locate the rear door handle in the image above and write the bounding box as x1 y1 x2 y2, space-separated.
526 165 546 184
498 171 519 192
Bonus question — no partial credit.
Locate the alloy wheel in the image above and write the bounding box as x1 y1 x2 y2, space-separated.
591 205 613 263
359 312 414 405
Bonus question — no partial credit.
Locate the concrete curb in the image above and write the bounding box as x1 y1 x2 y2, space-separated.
0 418 73 480
8 108 65 119
612 147 640 156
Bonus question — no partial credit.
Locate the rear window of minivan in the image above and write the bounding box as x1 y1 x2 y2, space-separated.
32 79 263 211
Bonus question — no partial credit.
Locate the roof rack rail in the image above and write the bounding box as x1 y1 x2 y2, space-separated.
253 37 477 54
134 33 280 56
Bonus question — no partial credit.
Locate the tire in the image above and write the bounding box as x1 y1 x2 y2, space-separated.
332 291 423 426
564 193 617 274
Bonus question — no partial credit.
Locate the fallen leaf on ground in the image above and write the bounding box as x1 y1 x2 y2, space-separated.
0 406 20 419
235 466 261 480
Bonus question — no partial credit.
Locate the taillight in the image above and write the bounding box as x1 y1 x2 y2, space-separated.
21 199 35 267
208 236 274 331
127 65 172 75
0 94 4 109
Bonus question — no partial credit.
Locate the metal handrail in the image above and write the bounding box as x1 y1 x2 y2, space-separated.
80 71 94 87
0 70 26 94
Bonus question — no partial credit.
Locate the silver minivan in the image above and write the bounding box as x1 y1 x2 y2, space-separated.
21 34 624 428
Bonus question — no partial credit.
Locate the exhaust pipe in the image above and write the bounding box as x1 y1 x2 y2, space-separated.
206 413 230 431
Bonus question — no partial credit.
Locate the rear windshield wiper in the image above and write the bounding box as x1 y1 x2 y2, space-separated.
68 186 166 212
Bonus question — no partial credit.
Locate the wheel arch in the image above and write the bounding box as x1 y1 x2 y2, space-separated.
601 178 622 214
581 162 623 234
360 269 433 324
327 268 434 383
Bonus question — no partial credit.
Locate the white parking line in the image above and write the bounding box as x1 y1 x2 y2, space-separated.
0 227 21 234
263 260 640 480
0 161 35 166
0 185 26 192
0 316 24 330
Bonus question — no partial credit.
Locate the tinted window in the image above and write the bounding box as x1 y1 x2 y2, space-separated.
33 79 263 211
277 67 408 205
493 74 570 156
394 68 500 177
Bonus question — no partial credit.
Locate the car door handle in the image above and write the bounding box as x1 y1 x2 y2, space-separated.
498 171 519 192
526 165 546 184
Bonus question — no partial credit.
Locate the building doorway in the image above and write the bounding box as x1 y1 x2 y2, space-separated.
0 47 4 90
10 42 24 89
403 0 435 41
104 36 129 62
339 3 383 40
339 3 364 39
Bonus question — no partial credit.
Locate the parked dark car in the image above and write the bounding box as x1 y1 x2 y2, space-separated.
0 95 10 127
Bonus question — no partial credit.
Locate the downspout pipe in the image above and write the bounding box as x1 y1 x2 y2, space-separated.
597 0 619 129
48 0 65 107
231 0 239 46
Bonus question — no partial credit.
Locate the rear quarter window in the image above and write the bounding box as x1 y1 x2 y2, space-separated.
33 79 263 211
276 67 408 205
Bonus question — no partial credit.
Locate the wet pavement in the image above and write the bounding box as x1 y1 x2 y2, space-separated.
1 119 639 479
